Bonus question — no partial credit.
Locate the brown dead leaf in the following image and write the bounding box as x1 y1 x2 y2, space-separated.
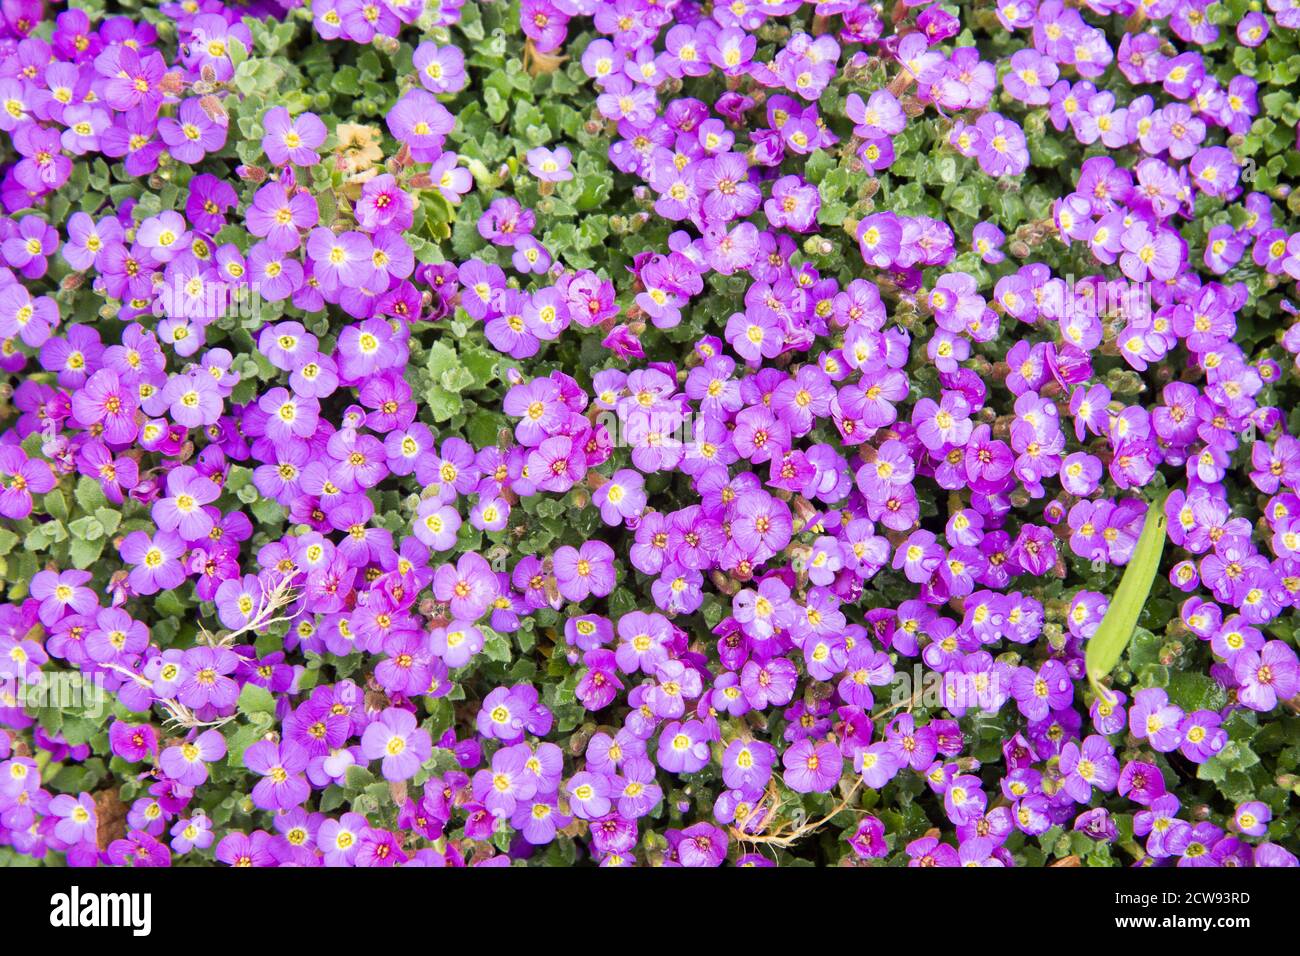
94 787 128 851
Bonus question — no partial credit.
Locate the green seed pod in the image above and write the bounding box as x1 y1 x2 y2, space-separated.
1085 489 1170 705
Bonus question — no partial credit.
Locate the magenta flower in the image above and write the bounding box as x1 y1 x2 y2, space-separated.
386 88 454 162
527 435 586 494
433 552 498 621
1233 641 1300 712
782 738 844 793
672 822 728 867
245 740 311 810
0 445 54 518
159 97 227 164
553 540 616 602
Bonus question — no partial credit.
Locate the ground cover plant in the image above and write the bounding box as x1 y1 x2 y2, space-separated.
1 0 1299 868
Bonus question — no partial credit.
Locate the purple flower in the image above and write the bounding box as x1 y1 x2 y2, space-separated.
656 720 710 774
914 391 973 451
476 684 552 744
782 738 843 793
247 182 319 253
48 792 97 845
697 151 761 223
386 88 454 162
1011 660 1072 722
974 113 1029 176
159 730 228 787
152 465 219 540
526 145 573 182
672 822 727 867
414 42 466 93
30 570 96 626
471 742 537 819
361 708 432 781
0 445 54 519
262 107 327 167
1233 641 1300 712
553 540 616 602
159 97 227 164
178 646 240 710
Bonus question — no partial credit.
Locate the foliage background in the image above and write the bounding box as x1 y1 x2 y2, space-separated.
3 0 1299 865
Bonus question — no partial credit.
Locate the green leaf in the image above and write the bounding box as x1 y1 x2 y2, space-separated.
44 490 69 522
25 521 67 552
483 629 512 663
95 507 122 536
225 724 262 769
423 697 455 740
425 385 462 422
74 476 108 512
237 683 275 718
459 345 498 388
155 590 186 620
1165 671 1229 713
228 35 248 69
425 341 459 378
332 65 361 95
69 536 106 570
68 515 104 541
440 364 476 393
344 764 376 792
1085 490 1170 704
250 498 285 524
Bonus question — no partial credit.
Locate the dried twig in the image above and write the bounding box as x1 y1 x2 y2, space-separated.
872 683 922 720
158 699 236 731
199 570 302 648
731 777 865 849
104 573 301 731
